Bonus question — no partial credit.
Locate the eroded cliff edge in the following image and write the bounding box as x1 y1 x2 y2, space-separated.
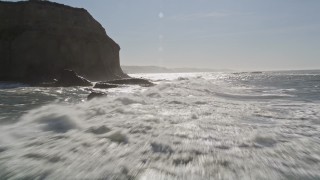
0 0 127 82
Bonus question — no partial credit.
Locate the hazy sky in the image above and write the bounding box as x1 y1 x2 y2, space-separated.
14 0 320 70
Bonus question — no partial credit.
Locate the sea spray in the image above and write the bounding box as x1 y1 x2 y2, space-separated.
0 71 320 179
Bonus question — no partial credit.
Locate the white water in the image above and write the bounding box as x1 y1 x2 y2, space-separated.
0 72 320 179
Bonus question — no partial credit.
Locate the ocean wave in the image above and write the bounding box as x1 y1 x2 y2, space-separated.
0 82 29 89
0 72 320 179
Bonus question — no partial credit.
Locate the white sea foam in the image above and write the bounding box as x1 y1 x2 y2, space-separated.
0 72 320 179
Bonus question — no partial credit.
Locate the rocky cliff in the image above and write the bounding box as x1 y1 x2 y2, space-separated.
0 0 127 82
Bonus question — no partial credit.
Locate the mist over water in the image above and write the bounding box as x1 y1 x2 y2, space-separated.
0 70 320 179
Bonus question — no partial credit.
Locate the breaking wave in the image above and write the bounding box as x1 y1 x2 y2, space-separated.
0 71 320 179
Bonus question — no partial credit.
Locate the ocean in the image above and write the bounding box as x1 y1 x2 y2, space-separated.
0 70 320 179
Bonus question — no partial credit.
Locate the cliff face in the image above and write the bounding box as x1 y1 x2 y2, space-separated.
0 1 127 82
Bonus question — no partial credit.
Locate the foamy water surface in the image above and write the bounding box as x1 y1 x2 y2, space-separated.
0 71 320 179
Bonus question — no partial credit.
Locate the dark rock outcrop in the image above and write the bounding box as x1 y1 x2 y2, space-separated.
36 69 92 87
94 78 154 88
55 69 92 87
105 78 154 87
87 91 107 100
93 82 119 89
0 0 128 83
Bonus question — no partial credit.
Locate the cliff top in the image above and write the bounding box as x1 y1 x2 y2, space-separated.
0 0 109 37
0 0 85 11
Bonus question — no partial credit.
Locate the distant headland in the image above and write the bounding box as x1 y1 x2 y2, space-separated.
121 65 233 74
